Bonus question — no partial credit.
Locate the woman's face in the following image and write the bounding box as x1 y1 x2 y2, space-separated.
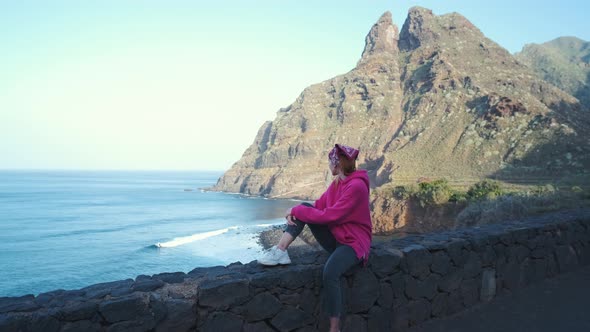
329 160 339 176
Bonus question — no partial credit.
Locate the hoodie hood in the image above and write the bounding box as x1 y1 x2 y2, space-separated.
342 170 370 190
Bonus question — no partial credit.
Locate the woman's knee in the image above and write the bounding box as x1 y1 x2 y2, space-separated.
323 246 358 281
284 218 305 236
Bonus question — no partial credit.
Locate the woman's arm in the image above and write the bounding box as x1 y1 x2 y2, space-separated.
292 181 366 225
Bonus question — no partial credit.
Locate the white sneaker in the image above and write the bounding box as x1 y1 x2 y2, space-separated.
258 246 291 266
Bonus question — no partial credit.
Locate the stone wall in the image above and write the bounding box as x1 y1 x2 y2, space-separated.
1 209 589 332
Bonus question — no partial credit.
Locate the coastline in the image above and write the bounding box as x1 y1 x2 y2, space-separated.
0 170 298 297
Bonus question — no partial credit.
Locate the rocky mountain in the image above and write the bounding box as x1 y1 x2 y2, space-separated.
516 36 590 110
212 7 590 207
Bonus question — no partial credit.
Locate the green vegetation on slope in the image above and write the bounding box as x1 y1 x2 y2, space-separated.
377 177 590 228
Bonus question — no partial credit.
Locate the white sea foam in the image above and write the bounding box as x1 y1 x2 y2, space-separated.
254 222 283 227
156 226 238 248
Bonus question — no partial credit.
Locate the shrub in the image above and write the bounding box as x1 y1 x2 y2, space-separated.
392 184 418 200
371 184 397 199
530 184 556 196
415 178 453 207
466 180 504 201
449 190 468 202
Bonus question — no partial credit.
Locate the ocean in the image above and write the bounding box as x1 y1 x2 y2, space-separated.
0 170 298 297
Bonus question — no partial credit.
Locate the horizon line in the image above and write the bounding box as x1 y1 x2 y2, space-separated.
0 168 227 172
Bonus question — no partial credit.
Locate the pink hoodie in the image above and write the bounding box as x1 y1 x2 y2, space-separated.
291 170 372 262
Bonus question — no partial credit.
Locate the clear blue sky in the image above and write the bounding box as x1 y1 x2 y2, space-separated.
1 0 588 171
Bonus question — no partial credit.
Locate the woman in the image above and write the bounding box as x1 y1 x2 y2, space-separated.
258 144 372 332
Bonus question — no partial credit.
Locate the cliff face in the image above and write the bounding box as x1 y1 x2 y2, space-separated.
213 12 404 199
371 195 466 233
213 7 590 207
516 37 590 110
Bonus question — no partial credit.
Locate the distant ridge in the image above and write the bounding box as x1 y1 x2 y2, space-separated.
516 36 590 110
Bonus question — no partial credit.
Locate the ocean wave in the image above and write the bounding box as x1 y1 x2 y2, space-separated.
155 226 238 248
254 222 283 227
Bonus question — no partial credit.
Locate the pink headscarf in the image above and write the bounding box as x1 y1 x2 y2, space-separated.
328 144 359 165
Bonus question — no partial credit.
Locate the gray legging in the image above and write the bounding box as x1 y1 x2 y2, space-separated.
285 203 360 317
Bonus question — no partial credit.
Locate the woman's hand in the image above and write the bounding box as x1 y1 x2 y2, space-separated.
285 207 296 226
285 214 297 226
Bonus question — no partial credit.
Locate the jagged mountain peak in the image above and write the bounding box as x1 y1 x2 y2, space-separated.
359 11 399 64
399 7 481 52
376 11 393 25
407 6 435 17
